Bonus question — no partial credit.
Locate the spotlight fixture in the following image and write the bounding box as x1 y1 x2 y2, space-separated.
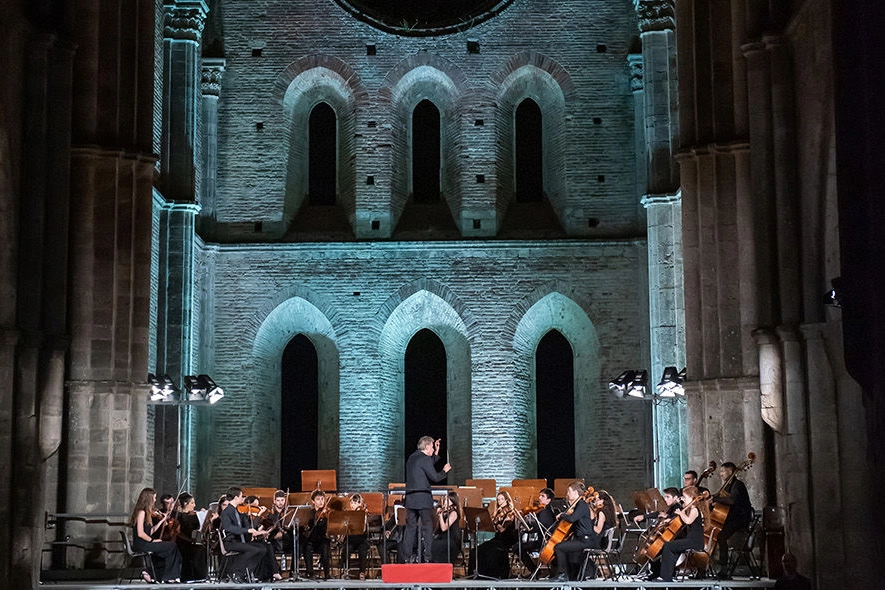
148 373 179 402
655 366 686 398
198 374 225 404
184 375 205 401
626 370 649 399
608 370 635 398
823 277 842 308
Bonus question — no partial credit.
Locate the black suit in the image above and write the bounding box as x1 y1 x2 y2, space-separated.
402 449 448 562
219 505 265 579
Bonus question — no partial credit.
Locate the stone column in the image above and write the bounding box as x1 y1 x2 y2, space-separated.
198 57 226 236
154 0 208 494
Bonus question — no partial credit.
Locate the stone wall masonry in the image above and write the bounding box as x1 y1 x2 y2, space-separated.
196 238 653 502
211 0 641 238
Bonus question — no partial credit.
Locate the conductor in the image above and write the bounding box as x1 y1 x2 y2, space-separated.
402 436 451 563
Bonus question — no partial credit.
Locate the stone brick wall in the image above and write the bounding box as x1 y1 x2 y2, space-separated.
211 0 642 239
196 239 654 502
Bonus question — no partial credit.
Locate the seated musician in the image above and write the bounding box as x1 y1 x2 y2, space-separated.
242 495 282 581
431 490 463 564
129 487 182 583
343 493 371 580
219 487 268 582
267 490 293 555
657 486 706 582
383 499 406 563
550 481 602 582
634 487 681 527
684 470 710 495
301 489 331 579
469 490 518 579
175 493 207 582
712 462 753 579
519 487 558 572
200 494 229 541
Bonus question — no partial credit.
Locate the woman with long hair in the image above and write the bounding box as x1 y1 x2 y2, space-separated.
175 493 207 582
657 485 706 582
431 491 462 564
470 490 517 578
129 487 182 583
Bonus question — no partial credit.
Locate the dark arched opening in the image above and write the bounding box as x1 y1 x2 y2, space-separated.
515 98 543 202
309 102 337 205
412 100 441 203
404 329 447 473
281 334 319 489
536 329 575 480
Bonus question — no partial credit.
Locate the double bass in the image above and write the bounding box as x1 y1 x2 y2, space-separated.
634 490 709 564
705 453 755 549
537 487 596 565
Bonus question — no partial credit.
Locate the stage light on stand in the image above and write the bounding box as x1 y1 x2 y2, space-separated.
655 366 686 398
199 375 225 404
148 373 179 402
608 370 635 398
626 370 649 398
184 375 205 401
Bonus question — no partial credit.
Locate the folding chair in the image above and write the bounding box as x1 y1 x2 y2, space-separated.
579 527 620 580
728 513 762 579
117 530 157 584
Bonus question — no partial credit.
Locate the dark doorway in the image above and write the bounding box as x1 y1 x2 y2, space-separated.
404 329 447 473
412 100 441 203
536 329 575 481
309 102 336 205
515 98 543 202
281 334 319 490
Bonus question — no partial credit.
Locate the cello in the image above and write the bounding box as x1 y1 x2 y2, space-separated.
635 489 709 564
537 486 596 565
705 453 755 550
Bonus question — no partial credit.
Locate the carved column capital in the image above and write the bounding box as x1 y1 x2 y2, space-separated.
200 58 226 98
628 53 643 92
163 1 209 43
634 0 675 32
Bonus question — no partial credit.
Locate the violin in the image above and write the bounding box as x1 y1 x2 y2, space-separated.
237 504 265 516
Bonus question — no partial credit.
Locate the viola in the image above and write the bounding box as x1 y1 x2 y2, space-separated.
537 487 596 565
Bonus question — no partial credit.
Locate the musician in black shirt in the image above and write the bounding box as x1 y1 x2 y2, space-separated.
550 481 600 581
713 462 753 579
518 487 558 572
402 436 451 563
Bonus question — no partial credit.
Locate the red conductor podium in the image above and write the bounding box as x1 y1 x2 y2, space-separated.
381 563 453 583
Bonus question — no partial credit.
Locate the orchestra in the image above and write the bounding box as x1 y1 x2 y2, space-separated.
127 448 761 583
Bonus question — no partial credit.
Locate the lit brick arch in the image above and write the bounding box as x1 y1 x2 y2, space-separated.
275 56 368 234
508 290 600 480
380 55 468 230
493 53 573 226
373 283 474 486
243 292 341 486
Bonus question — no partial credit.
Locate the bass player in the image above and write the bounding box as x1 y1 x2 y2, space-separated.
712 461 753 579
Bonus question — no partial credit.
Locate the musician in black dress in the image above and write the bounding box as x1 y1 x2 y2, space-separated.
431 490 463 564
712 462 753 579
402 436 451 563
129 487 182 583
469 490 517 578
175 493 207 581
550 481 601 581
658 486 706 582
518 487 557 571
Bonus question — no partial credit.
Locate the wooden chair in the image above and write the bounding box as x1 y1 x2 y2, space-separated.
511 478 547 491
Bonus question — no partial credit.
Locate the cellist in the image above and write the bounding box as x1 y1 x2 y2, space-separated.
549 481 600 582
657 486 706 582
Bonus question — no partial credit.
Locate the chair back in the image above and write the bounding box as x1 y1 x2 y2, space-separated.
119 530 138 556
601 526 616 552
217 531 231 556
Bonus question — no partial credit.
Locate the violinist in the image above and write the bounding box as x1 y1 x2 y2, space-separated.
469 490 517 579
129 487 182 583
219 487 267 582
241 495 282 581
175 493 207 582
155 494 180 542
343 493 371 580
657 486 706 582
549 481 599 582
518 487 557 572
267 490 293 555
301 489 331 579
712 462 753 579
431 490 462 565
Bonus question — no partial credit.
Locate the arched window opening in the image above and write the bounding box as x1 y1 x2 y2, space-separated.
404 329 447 473
309 102 337 206
281 334 319 489
515 98 543 202
536 329 575 480
412 100 441 203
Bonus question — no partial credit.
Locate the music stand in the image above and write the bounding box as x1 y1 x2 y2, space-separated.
288 505 314 581
301 469 336 493
327 510 366 579
463 506 496 580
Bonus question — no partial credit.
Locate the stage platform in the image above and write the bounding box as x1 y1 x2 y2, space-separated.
38 578 775 589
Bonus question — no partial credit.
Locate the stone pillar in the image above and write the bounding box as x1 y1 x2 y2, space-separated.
198 57 225 235
154 0 208 494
